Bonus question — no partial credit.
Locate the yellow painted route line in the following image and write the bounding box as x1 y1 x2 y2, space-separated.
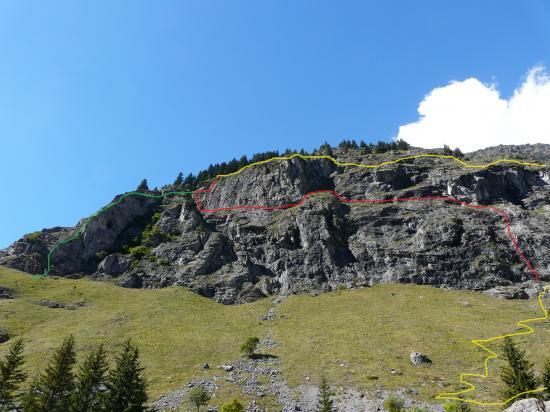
207 151 550 406
214 153 549 180
435 286 550 406
39 151 548 406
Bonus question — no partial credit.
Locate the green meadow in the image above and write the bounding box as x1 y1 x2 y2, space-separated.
1 267 548 410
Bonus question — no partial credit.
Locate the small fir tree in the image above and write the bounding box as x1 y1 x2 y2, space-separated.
0 338 26 410
103 340 148 412
396 139 410 151
542 359 550 400
319 142 333 156
499 336 538 401
188 384 210 412
338 139 350 149
219 399 244 412
240 337 260 358
173 172 184 190
74 344 108 412
373 141 389 153
22 335 77 412
453 147 464 158
183 173 195 190
315 375 334 412
136 179 149 192
359 140 371 153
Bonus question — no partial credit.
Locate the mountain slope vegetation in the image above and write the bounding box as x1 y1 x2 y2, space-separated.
1 267 548 409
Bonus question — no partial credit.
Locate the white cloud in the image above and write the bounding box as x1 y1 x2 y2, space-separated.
396 66 550 152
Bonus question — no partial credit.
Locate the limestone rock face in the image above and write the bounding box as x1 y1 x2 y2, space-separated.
0 195 159 275
97 253 131 276
2 144 550 304
503 398 547 412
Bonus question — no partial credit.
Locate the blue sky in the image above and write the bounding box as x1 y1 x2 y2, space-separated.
1 1 549 247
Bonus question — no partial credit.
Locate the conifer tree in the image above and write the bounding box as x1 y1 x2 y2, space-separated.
373 141 389 153
173 172 184 190
103 340 148 412
442 144 453 155
316 375 334 412
319 142 333 156
542 359 550 400
22 335 77 412
136 179 149 192
183 173 195 190
452 147 464 158
499 336 538 401
338 140 350 149
0 338 26 410
74 345 108 412
396 139 410 151
359 140 371 154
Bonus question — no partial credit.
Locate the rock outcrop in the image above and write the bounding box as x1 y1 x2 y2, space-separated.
503 398 548 412
0 286 16 299
1 144 549 304
409 352 431 366
0 327 9 343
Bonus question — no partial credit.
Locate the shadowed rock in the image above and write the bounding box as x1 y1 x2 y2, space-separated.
409 352 431 366
0 286 16 299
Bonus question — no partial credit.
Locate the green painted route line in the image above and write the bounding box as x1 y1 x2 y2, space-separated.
39 190 193 277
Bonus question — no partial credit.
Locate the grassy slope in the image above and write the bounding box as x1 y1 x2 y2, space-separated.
274 285 550 405
0 268 271 400
1 267 549 408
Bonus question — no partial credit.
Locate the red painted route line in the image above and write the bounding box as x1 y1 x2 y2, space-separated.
193 179 541 283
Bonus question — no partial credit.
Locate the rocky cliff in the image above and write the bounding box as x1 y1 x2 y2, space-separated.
1 144 549 304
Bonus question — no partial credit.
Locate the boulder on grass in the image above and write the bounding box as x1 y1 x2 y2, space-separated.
0 327 9 343
0 286 16 299
409 351 431 366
